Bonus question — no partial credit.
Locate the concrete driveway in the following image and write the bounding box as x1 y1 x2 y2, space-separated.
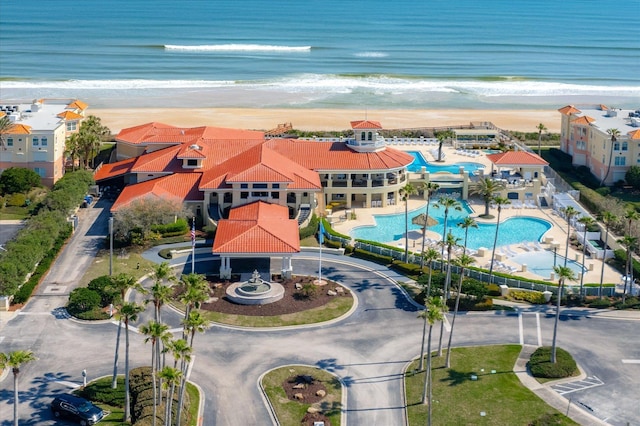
1 225 639 425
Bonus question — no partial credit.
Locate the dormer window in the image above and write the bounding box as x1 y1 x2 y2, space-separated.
187 159 198 166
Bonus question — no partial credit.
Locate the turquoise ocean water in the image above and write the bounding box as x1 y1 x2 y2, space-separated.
1 0 638 108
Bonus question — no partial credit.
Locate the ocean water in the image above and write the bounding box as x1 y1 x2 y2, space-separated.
1 0 638 109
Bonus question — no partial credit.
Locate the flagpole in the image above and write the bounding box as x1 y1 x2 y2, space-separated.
318 220 324 283
191 216 195 274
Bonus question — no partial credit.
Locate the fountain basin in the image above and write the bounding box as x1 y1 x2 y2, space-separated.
226 281 285 305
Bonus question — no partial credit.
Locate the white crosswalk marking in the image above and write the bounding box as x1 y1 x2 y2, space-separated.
552 376 604 395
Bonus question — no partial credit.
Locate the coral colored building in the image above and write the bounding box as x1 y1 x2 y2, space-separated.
558 104 640 186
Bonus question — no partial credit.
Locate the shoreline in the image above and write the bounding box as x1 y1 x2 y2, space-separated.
90 107 562 134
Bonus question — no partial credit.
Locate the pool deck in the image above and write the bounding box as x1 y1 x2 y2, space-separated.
329 144 623 287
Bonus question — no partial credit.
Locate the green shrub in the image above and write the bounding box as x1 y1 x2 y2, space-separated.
351 248 393 265
487 283 501 296
614 297 640 310
299 214 319 240
67 288 101 315
150 218 188 236
87 275 119 306
391 261 423 276
528 346 577 378
7 193 26 207
324 239 342 249
509 289 547 304
588 298 611 309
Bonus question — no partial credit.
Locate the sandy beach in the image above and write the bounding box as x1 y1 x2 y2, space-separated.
91 107 561 134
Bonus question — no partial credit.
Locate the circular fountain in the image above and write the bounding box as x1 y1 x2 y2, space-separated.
225 270 285 305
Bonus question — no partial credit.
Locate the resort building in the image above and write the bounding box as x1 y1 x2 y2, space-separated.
0 99 88 187
558 104 640 186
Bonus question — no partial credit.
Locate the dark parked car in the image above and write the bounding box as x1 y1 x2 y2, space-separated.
50 394 105 425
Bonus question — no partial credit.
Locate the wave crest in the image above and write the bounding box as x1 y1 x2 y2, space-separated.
164 44 311 52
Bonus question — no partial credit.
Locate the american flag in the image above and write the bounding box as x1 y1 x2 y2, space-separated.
191 217 196 247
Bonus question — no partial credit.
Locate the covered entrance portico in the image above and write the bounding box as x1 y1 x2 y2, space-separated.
212 201 300 279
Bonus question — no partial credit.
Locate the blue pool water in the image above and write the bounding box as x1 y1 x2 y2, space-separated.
510 251 586 278
351 201 552 250
483 149 502 154
407 151 484 174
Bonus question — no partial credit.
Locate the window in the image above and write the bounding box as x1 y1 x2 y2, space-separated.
271 192 280 199
361 132 365 140
41 137 47 146
613 142 620 151
614 157 626 166
33 137 39 146
622 142 628 151
368 132 373 141
252 183 267 189
66 122 77 131
240 183 248 189
251 191 268 197
240 192 248 199
34 167 46 177
187 159 197 166
272 183 280 189
7 138 13 147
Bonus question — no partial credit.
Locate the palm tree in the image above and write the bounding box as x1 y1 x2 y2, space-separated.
64 132 82 171
400 183 419 262
536 123 547 156
0 115 13 148
149 262 177 323
120 302 145 423
437 231 461 356
487 196 510 285
618 235 638 303
1 350 37 426
420 182 440 269
598 211 615 299
577 216 595 297
179 273 209 338
434 130 454 162
175 311 212 425
623 208 640 237
140 320 171 426
600 128 621 187
433 196 462 271
77 115 110 168
166 338 191 425
158 366 182 426
551 266 577 363
470 177 506 217
457 216 478 255
416 248 439 372
445 253 475 368
421 297 447 426
111 273 144 389
560 206 579 266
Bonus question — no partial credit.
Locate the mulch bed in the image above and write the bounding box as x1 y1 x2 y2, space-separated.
197 275 352 317
282 374 333 426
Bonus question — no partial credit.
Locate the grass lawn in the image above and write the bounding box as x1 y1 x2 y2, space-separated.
0 205 34 220
80 247 156 286
405 345 577 426
261 365 341 426
198 296 353 327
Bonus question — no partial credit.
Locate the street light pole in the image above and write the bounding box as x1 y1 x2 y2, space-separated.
109 217 113 276
553 246 557 267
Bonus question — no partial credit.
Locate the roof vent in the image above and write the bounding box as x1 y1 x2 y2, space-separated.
189 144 200 150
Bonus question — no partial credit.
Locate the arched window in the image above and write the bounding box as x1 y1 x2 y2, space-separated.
368 132 373 141
361 131 366 140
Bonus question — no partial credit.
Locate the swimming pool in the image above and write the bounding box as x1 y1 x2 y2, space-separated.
407 151 484 174
350 201 552 250
510 251 586 278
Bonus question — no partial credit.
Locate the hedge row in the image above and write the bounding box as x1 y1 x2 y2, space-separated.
508 289 547 304
0 170 93 297
528 346 577 379
129 366 190 426
150 218 189 237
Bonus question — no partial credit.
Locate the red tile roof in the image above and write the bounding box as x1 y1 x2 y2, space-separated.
177 144 207 159
213 201 300 254
558 105 581 115
131 146 184 173
57 111 84 121
7 124 32 134
200 144 321 190
66 100 88 111
486 151 548 166
116 122 264 146
572 116 595 125
111 173 203 211
266 138 414 171
94 157 137 181
351 120 382 129
628 129 640 140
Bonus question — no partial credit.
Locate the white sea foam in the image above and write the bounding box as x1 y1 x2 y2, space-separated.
354 52 389 58
164 44 311 52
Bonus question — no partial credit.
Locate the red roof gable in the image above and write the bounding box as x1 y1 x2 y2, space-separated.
486 151 548 166
628 129 640 140
131 146 184 173
213 201 300 254
572 116 595 125
94 157 137 181
266 139 414 171
111 173 203 211
351 120 382 129
558 105 581 115
200 144 321 190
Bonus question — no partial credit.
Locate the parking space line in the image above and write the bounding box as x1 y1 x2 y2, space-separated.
621 359 640 364
518 312 523 345
552 375 604 395
536 313 542 347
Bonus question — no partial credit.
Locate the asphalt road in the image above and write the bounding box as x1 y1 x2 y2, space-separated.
1 202 639 425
